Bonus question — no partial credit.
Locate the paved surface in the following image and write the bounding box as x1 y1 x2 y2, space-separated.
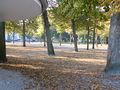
0 68 31 90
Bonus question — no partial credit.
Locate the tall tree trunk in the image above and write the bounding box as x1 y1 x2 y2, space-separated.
43 29 46 47
96 35 101 47
13 28 15 44
92 24 96 49
0 22 7 62
105 12 120 72
59 33 62 46
22 20 26 47
71 19 78 52
42 10 55 55
42 12 46 47
70 34 72 44
87 26 90 50
106 36 108 44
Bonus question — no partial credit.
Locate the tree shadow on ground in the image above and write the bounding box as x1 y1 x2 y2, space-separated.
0 56 106 90
0 46 110 90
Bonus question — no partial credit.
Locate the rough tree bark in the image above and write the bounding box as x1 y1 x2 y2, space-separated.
71 19 78 52
0 22 7 62
42 10 55 55
105 12 120 72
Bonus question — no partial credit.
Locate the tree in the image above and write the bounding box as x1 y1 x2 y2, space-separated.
86 22 90 50
42 10 55 55
0 22 7 62
26 18 39 43
50 0 80 51
22 20 26 47
71 19 78 51
105 12 120 72
97 0 120 73
51 0 106 50
6 21 21 43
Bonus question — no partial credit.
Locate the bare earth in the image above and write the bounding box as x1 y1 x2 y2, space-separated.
0 44 120 90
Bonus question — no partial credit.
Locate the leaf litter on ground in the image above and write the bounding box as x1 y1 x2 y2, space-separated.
0 45 120 90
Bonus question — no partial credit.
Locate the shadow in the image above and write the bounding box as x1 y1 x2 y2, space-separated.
2 46 107 89
56 50 107 60
0 56 106 89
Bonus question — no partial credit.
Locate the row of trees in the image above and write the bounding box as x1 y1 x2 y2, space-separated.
1 0 120 73
0 0 110 62
5 0 111 50
49 0 120 73
50 0 110 51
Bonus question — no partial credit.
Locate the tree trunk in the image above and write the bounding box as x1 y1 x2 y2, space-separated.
105 12 120 72
42 10 55 55
87 26 90 50
96 31 98 47
106 36 108 44
0 22 7 63
13 29 15 44
43 29 46 47
71 19 78 52
70 34 72 44
92 24 96 49
59 33 62 46
42 11 46 47
22 20 26 47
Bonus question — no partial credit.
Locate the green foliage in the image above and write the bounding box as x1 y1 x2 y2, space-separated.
25 17 39 38
49 0 108 35
5 21 21 33
35 16 44 37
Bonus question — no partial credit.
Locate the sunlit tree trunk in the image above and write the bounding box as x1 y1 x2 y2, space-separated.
105 12 120 72
42 10 55 55
71 19 78 52
0 22 7 62
22 20 26 47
